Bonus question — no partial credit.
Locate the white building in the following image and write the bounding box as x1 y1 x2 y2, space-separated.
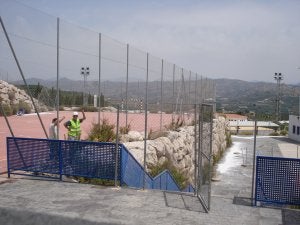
288 115 300 142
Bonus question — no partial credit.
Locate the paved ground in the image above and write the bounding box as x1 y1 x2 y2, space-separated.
0 135 299 225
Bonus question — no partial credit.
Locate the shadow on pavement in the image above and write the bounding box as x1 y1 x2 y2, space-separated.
0 206 119 225
163 192 207 213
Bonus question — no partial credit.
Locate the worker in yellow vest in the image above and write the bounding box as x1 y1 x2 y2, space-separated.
64 110 86 140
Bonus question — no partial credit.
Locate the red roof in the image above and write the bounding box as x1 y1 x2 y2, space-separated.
223 113 248 120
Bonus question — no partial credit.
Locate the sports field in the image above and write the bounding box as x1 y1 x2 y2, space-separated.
0 111 190 173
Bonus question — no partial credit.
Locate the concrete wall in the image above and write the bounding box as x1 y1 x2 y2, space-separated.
288 115 300 143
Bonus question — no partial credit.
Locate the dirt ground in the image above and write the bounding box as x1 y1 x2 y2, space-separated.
0 111 190 173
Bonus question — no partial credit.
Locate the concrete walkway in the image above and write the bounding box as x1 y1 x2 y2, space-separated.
0 136 298 225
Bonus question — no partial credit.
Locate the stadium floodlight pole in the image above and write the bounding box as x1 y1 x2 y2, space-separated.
0 16 49 139
274 72 283 122
81 66 90 106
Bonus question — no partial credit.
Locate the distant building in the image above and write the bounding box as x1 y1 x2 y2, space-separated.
288 115 300 142
223 113 248 122
218 113 278 135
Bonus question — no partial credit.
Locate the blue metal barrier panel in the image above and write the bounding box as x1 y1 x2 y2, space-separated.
7 137 121 181
7 137 60 174
60 140 120 180
256 156 300 206
153 170 180 191
7 137 193 193
121 146 152 189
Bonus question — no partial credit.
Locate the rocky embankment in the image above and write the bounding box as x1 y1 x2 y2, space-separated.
0 80 47 113
121 116 229 185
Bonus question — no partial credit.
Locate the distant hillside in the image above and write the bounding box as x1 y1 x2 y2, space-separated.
215 78 300 119
13 77 300 120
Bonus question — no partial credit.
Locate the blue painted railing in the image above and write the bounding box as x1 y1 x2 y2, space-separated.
7 137 194 193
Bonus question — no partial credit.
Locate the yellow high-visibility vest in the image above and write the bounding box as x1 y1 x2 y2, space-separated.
68 119 81 137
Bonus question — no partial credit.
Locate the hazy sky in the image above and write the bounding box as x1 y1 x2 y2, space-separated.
1 0 300 84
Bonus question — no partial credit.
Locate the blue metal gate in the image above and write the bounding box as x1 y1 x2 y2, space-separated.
255 156 300 206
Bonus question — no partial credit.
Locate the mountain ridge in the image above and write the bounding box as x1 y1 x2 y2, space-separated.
11 77 300 119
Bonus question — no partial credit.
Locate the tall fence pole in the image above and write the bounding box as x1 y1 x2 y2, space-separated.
98 33 102 124
188 70 191 104
0 16 48 139
114 105 120 187
56 17 60 139
194 104 198 195
143 53 149 189
251 119 258 206
208 104 213 211
0 103 27 172
172 64 175 121
125 44 129 127
200 75 203 103
160 59 164 131
197 104 203 197
195 73 198 105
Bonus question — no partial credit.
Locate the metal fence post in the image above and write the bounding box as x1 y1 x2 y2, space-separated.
1 104 26 168
251 120 258 206
172 64 175 122
59 140 63 181
56 17 60 139
125 44 129 127
194 104 198 195
6 138 10 178
160 59 164 131
208 104 213 211
0 16 48 139
143 53 149 190
114 105 120 187
98 33 102 124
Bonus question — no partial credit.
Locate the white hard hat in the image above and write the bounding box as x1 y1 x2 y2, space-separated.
73 112 79 116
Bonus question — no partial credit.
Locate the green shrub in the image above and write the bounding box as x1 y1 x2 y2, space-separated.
269 132 279 136
12 100 31 114
213 148 225 166
149 160 188 190
88 119 116 142
80 106 98 112
225 132 232 148
280 129 288 136
75 177 117 186
120 123 131 134
0 104 13 116
239 131 254 136
165 116 184 131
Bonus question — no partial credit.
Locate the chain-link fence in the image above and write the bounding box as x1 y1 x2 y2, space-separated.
0 0 215 136
1 1 216 209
